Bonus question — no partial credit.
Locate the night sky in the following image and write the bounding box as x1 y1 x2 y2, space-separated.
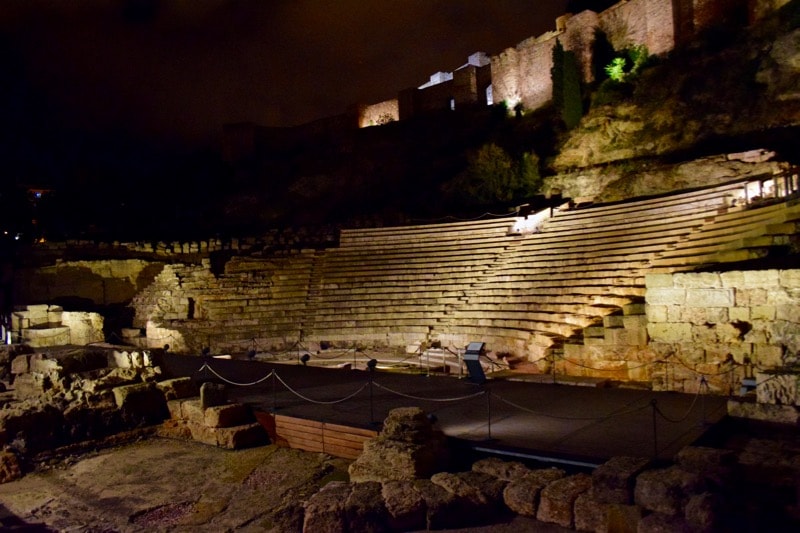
2 0 570 146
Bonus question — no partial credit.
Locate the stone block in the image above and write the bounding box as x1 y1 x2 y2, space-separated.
645 304 668 323
536 473 592 528
187 421 218 446
743 327 768 344
634 466 706 515
573 493 607 532
605 327 647 346
675 446 737 487
200 382 226 409
166 399 185 420
638 512 691 533
779 269 800 288
591 456 651 504
704 307 729 323
685 492 727 532
382 480 426 532
645 274 674 288
603 315 624 328
182 399 205 425
647 323 692 343
156 377 198 401
112 381 169 425
752 344 784 367
685 288 734 308
413 479 461 530
692 323 719 344
756 371 799 405
743 269 779 288
728 306 750 321
736 288 768 306
606 503 644 533
646 288 686 306
303 481 352 533
214 422 268 449
622 302 645 315
503 477 546 517
157 419 192 440
501 467 566 517
777 303 800 322
13 372 50 399
751 305 776 320
674 272 721 288
10 355 29 375
204 403 251 428
584 326 605 338
471 457 530 481
622 315 647 329
666 305 684 322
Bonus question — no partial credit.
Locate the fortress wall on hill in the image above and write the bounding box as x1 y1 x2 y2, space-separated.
598 0 676 55
490 0 676 112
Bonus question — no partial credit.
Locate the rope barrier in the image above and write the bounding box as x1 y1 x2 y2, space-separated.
489 391 651 421
411 211 516 223
653 382 706 424
372 380 485 402
197 363 275 387
274 373 368 405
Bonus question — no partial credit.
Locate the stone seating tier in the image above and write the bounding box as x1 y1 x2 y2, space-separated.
136 178 798 366
339 218 515 247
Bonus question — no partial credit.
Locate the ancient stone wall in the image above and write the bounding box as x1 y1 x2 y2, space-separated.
129 253 313 354
598 0 676 55
490 0 677 111
491 33 560 112
645 269 800 395
13 259 164 308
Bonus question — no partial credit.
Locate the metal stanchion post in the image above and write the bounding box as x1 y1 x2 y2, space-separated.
272 371 278 413
368 359 378 425
651 399 658 458
486 386 492 441
700 376 708 426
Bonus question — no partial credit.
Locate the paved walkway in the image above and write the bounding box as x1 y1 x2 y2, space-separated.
162 354 728 467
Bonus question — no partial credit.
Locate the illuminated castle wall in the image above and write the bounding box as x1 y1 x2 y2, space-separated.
357 0 782 126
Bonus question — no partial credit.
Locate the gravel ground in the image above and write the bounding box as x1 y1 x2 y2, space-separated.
0 437 569 532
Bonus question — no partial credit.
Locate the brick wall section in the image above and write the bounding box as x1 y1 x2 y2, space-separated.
645 269 800 393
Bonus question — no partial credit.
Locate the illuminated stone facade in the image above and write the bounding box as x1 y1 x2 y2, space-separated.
359 0 769 125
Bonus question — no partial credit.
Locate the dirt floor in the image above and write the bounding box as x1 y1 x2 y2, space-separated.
0 436 570 532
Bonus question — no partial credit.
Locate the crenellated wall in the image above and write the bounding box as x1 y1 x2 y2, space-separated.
361 0 768 124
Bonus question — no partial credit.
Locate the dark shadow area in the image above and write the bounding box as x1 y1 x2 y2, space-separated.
0 503 57 532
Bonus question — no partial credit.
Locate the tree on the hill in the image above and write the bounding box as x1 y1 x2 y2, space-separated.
551 40 583 130
444 143 541 205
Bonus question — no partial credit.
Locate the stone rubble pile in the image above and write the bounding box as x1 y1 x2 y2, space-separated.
0 347 265 483
298 407 800 532
160 381 269 449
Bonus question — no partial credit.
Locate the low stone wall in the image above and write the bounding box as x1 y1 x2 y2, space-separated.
302 442 795 531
